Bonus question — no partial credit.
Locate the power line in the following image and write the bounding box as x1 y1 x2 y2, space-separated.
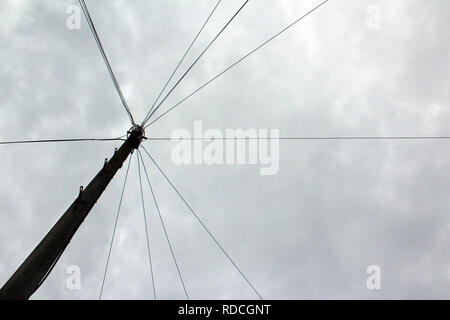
145 0 329 129
0 137 126 145
79 0 135 125
137 153 157 300
138 150 189 300
141 0 223 126
99 154 132 300
143 0 250 125
141 146 263 300
145 136 450 141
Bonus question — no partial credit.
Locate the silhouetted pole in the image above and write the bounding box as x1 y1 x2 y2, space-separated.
0 126 145 300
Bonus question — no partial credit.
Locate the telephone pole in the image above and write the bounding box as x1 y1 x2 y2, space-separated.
0 126 145 300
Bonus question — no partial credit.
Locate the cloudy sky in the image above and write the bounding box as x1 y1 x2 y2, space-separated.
0 0 448 299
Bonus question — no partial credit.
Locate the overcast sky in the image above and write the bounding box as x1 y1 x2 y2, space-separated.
0 0 449 300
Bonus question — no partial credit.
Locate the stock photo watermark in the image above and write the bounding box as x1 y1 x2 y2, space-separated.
366 5 381 30
66 4 81 30
366 265 381 290
66 265 81 290
170 121 280 176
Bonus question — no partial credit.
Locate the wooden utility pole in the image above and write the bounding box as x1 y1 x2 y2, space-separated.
0 126 145 300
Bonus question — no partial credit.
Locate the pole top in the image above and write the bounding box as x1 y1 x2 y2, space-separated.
127 125 145 149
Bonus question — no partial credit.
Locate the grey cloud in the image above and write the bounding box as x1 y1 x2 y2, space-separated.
0 0 448 299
